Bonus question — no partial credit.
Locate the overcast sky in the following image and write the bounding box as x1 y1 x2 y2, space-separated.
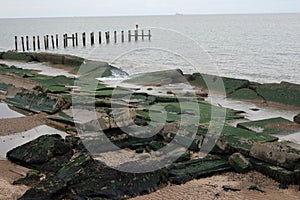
0 0 299 18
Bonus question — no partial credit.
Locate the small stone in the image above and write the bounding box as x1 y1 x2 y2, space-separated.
294 113 300 124
279 183 288 189
222 185 241 192
248 185 265 193
135 148 144 154
250 107 260 111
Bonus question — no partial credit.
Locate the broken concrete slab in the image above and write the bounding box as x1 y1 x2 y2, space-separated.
227 88 264 101
6 88 70 114
250 142 300 170
168 156 231 185
256 81 300 108
187 73 250 94
7 134 73 173
250 158 298 185
228 153 252 173
213 126 278 155
237 117 300 135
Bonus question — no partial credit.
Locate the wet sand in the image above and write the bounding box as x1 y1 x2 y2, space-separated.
0 160 29 200
131 171 300 200
0 113 47 136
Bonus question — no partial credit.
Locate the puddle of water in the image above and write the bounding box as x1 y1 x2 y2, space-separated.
0 125 68 159
207 95 299 122
0 60 77 77
0 103 24 119
277 132 300 145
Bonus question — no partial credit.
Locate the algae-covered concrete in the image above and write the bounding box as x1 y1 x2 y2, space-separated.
1 52 300 199
237 117 300 135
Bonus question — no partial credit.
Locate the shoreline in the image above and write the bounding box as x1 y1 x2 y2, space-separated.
0 51 299 199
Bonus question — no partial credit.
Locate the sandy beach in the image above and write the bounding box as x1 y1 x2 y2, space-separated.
0 160 29 200
131 171 300 200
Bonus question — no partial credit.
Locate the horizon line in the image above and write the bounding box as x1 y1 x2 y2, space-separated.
0 11 299 20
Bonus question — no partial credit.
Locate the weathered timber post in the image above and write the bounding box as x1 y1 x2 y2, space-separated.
75 33 78 46
14 36 18 51
26 36 29 51
135 30 138 41
114 31 117 43
90 32 95 45
72 34 75 47
56 34 59 48
121 31 124 43
51 35 55 49
37 36 40 50
33 36 36 51
99 32 102 44
82 32 86 46
21 37 25 52
128 30 131 42
148 30 151 40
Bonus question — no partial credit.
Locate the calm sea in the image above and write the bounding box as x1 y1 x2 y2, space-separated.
0 14 299 84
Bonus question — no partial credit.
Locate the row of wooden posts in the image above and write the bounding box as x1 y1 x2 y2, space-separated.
14 29 152 51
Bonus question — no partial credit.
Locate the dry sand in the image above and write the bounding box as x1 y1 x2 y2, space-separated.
131 171 300 200
0 160 29 200
0 112 48 136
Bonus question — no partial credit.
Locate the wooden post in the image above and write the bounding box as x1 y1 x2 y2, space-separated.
33 36 36 51
46 35 49 49
142 30 144 41
26 36 29 51
21 37 25 52
99 32 102 44
148 30 151 40
63 34 65 48
82 32 86 46
105 31 110 44
14 36 18 51
128 30 131 42
37 36 40 50
75 33 78 46
121 31 124 43
90 32 94 45
51 35 55 49
56 34 59 48
65 34 68 47
135 30 138 41
72 34 75 47
44 36 47 49
114 31 117 43
107 31 110 43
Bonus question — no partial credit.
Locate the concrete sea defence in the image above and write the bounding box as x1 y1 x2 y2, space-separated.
0 51 299 199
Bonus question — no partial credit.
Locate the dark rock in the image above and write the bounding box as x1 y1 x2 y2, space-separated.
7 134 73 172
294 113 300 124
21 154 168 200
279 183 289 189
248 185 265 193
222 185 241 192
228 153 252 173
13 170 41 186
